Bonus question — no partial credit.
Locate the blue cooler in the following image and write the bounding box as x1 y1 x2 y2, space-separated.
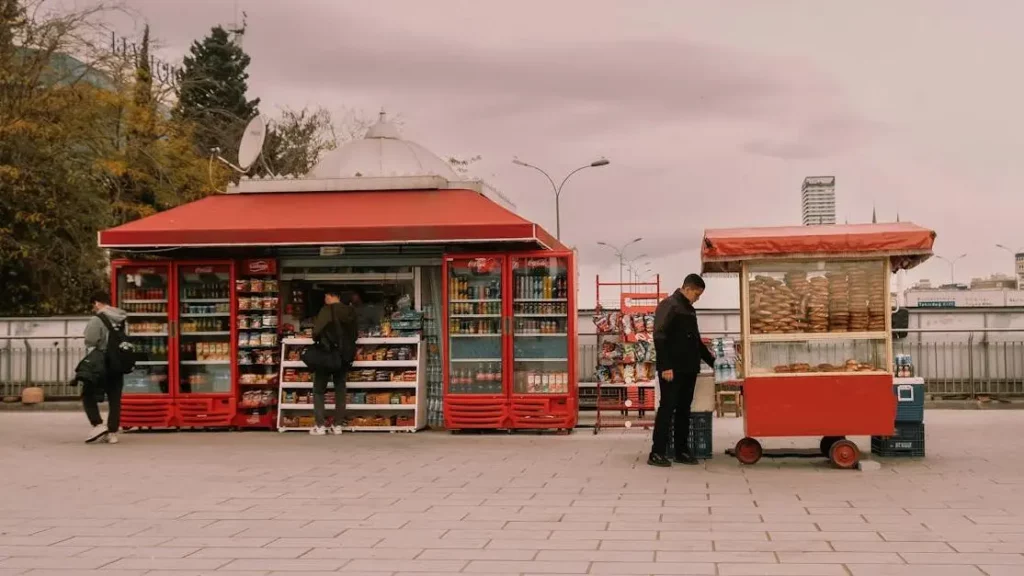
893 378 925 423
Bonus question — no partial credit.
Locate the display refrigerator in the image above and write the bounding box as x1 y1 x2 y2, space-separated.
111 261 175 428
442 251 577 431
508 253 577 430
443 255 508 429
173 262 237 427
110 260 238 429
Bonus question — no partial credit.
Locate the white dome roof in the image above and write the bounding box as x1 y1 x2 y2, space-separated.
310 111 458 180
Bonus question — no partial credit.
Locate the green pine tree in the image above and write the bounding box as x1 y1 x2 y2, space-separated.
174 25 259 162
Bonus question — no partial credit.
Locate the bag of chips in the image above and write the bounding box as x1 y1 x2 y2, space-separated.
621 342 637 364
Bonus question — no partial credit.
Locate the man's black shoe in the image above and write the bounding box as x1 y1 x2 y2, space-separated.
673 453 700 465
647 453 671 467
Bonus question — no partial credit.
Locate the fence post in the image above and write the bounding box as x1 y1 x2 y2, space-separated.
968 332 975 399
24 339 32 388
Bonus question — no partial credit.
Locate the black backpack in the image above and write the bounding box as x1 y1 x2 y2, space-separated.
327 305 357 365
96 313 137 374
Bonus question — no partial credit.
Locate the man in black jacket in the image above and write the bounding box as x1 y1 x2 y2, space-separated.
649 274 716 467
310 289 359 436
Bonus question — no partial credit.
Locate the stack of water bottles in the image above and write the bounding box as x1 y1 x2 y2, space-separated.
711 337 739 384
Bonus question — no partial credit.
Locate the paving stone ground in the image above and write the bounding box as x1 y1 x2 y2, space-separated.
1 410 1023 576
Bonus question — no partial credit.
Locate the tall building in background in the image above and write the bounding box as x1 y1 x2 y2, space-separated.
801 176 836 226
1016 252 1024 290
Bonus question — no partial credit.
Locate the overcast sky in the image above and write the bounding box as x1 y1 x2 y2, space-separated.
106 0 1024 308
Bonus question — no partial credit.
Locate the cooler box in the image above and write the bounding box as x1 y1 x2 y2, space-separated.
893 377 925 423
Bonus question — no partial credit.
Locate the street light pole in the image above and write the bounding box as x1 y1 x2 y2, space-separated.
513 157 610 240
598 238 643 286
996 244 1023 290
625 257 649 284
935 253 967 285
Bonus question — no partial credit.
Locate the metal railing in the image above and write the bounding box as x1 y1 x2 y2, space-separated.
1 336 85 400
4 329 1024 401
577 328 1024 399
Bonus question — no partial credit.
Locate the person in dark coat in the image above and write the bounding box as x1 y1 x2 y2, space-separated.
310 289 358 436
648 274 716 467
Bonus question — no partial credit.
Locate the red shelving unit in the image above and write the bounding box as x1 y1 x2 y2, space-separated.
592 275 664 434
232 258 281 429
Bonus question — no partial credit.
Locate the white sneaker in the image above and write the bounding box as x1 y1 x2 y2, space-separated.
86 424 108 444
309 426 328 436
330 425 344 435
105 433 119 445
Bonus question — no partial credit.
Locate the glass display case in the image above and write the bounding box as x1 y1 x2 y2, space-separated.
116 264 171 395
176 263 233 394
511 255 570 394
743 259 890 376
446 256 504 395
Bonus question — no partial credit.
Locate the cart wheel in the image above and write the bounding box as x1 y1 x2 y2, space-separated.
820 436 845 456
734 437 763 465
829 439 860 469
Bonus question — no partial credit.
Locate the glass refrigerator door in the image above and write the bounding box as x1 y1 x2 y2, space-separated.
176 263 233 395
115 264 171 395
511 256 570 394
446 256 505 395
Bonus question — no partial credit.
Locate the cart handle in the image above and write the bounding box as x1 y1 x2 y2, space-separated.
896 384 914 402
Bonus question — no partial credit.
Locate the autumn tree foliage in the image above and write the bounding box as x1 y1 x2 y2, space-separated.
0 0 227 315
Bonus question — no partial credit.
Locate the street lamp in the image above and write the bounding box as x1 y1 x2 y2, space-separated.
935 253 967 285
598 238 643 285
996 244 1023 290
512 157 610 240
626 257 649 283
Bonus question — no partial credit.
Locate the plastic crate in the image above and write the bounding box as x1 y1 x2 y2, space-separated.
871 422 925 457
667 411 713 459
893 381 924 423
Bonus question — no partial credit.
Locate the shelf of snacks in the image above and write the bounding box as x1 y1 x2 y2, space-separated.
591 305 659 431
115 266 172 396
593 310 658 387
232 260 281 429
277 337 427 432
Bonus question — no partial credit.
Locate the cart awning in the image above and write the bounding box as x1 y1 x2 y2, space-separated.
99 189 564 250
701 223 936 274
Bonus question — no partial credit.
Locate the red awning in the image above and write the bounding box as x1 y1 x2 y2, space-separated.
701 223 936 273
99 189 564 250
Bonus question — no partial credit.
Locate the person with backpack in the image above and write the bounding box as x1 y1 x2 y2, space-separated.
82 291 131 444
309 289 358 436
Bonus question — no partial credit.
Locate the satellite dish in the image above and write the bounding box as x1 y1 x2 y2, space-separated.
237 116 267 171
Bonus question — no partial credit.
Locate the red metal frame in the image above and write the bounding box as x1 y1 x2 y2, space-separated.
507 250 578 431
442 254 510 429
592 275 662 433
172 260 237 428
110 260 176 428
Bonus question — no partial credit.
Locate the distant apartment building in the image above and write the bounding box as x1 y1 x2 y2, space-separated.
801 176 836 226
1017 253 1024 290
905 276 1024 307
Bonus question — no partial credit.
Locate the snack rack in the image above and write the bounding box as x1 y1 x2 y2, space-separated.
590 276 664 434
232 259 281 429
701 223 935 468
277 336 427 432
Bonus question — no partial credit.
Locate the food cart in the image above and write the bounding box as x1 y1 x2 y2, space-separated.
700 223 935 468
